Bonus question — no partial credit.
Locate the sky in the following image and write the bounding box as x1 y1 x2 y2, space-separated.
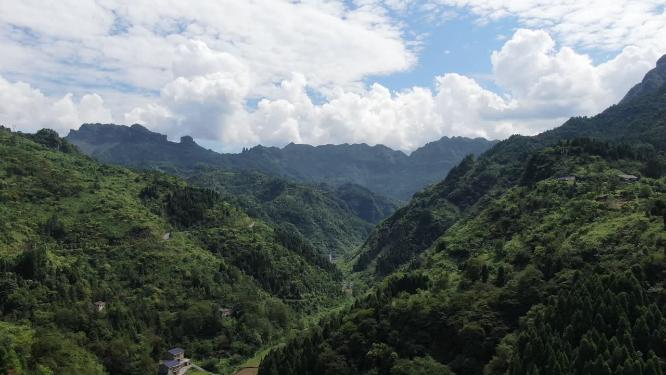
0 0 665 152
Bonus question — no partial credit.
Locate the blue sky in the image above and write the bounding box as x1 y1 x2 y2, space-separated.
0 0 665 152
372 13 511 91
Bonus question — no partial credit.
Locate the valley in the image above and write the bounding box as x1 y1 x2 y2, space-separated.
1 35 666 375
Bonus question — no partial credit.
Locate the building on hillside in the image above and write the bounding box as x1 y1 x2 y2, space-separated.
557 175 576 182
618 173 639 182
158 348 191 375
168 348 185 361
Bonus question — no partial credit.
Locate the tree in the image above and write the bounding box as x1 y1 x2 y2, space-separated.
391 356 453 375
495 265 507 287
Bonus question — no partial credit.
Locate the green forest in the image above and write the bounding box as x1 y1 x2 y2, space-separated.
187 170 397 258
2 52 666 375
0 128 344 374
258 63 666 374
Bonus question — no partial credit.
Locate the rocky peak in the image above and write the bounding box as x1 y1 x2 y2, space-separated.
620 54 666 104
180 135 196 145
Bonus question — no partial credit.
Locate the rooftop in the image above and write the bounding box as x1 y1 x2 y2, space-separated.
168 348 184 356
162 360 180 368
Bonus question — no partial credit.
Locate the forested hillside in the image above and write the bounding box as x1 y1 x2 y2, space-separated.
0 128 343 374
262 134 666 375
66 125 496 200
353 55 666 278
188 170 397 258
67 124 403 259
259 56 666 374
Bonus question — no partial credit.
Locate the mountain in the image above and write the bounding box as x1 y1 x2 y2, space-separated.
188 170 398 257
68 125 403 258
0 128 343 374
66 125 497 200
620 54 666 104
67 123 224 170
354 55 666 277
259 56 666 374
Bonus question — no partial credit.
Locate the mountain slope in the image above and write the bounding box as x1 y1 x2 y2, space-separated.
259 55 666 375
189 170 398 257
620 54 666 104
0 128 342 374
353 56 666 277
68 125 402 258
66 125 496 200
262 133 666 375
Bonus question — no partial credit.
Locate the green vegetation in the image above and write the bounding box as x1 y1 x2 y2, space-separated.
261 138 666 375
352 75 666 277
0 128 343 374
68 124 403 259
188 170 397 257
510 271 666 375
4 54 666 375
259 59 666 374
66 124 496 200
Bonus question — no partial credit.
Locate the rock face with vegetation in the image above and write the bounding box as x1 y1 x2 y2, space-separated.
259 56 666 374
0 128 343 374
66 125 496 200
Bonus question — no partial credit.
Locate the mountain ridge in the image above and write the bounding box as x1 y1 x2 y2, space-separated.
353 53 666 277
620 53 666 104
66 124 497 200
260 53 666 375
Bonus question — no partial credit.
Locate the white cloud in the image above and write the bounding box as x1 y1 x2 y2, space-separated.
0 1 664 152
425 0 666 51
0 75 112 134
124 28 662 151
0 0 414 96
490 29 661 118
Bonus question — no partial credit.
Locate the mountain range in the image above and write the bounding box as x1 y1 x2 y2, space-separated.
2 54 666 375
260 55 666 374
66 125 497 200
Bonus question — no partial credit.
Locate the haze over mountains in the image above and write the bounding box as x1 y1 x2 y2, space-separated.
66 124 497 200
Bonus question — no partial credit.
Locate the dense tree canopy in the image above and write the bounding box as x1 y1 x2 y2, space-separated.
0 128 343 374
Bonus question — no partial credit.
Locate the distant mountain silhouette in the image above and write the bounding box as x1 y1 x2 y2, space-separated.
67 125 496 199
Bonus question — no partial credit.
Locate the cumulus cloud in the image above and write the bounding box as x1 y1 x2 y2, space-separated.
0 1 664 151
125 29 662 151
0 0 414 95
0 75 112 134
125 40 252 141
490 29 661 119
